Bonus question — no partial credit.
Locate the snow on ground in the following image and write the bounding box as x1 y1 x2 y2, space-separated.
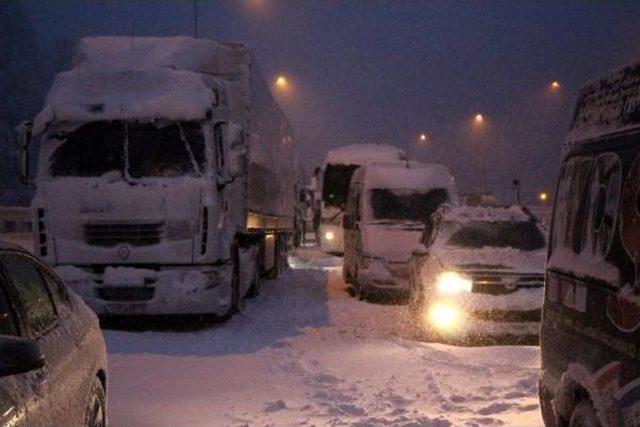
105 247 542 426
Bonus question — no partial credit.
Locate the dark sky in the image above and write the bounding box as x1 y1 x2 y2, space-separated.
22 0 640 203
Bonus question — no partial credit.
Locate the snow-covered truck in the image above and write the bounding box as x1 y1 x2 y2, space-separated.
15 36 297 317
315 144 407 254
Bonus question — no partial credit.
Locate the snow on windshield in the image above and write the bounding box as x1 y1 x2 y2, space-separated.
49 121 205 178
443 220 546 252
369 188 449 222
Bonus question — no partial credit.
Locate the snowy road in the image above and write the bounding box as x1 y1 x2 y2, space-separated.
105 247 543 426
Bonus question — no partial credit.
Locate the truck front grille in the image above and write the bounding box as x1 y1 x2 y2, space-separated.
84 221 164 246
469 272 543 295
97 286 155 302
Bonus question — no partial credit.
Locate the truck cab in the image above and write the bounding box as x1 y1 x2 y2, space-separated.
16 36 295 317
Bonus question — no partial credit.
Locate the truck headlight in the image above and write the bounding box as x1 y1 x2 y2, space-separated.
324 231 335 241
436 271 472 294
428 302 463 332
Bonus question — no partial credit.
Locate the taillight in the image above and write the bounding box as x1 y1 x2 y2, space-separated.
37 208 48 257
200 207 209 255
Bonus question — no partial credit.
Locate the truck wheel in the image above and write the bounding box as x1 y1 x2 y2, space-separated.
224 244 242 317
354 267 367 301
246 245 262 298
569 401 601 427
84 377 106 427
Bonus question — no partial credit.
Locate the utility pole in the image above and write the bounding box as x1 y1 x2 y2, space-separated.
512 178 521 205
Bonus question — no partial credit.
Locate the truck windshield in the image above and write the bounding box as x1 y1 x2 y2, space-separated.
444 220 545 251
49 121 205 178
369 188 449 222
322 164 359 208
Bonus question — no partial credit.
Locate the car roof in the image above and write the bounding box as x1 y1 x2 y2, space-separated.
0 241 33 254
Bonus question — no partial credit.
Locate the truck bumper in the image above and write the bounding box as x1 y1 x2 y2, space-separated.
56 264 233 316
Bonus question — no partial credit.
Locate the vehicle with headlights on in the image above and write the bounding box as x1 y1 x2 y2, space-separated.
0 242 107 427
343 162 457 300
407 205 546 344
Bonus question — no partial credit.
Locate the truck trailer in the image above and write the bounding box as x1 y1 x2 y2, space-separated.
16 36 297 317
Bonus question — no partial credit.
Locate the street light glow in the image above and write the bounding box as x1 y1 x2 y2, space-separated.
538 191 548 202
474 113 484 124
275 75 288 89
551 81 561 90
419 133 428 144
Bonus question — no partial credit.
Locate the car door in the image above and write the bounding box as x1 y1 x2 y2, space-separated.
0 253 85 426
0 272 45 427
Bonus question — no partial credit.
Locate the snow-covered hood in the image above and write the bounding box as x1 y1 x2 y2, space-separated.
363 223 424 263
435 246 546 274
34 178 208 265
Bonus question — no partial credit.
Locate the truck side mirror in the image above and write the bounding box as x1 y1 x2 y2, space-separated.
343 214 352 230
224 123 247 179
411 243 429 257
15 121 32 184
0 336 45 377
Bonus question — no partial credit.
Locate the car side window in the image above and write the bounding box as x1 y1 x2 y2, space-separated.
0 280 18 336
38 266 72 311
1 254 57 336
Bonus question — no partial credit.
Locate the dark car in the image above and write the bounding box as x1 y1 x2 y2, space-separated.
539 61 640 426
0 242 107 427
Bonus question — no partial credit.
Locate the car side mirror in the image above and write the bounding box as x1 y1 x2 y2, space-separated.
16 121 32 185
411 243 429 257
0 336 45 377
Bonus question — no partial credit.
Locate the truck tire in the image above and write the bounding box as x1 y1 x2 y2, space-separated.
223 243 242 318
354 267 367 301
569 401 601 427
84 377 106 427
246 245 262 298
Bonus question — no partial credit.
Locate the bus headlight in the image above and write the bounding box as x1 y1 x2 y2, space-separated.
428 302 463 332
435 271 472 294
324 231 335 241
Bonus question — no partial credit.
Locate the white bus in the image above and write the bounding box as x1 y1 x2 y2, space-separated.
315 144 407 253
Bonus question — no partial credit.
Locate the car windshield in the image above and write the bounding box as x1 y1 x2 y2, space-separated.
322 163 359 208
443 220 546 251
369 188 449 223
49 121 205 178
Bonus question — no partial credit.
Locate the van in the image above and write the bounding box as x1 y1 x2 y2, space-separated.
342 162 456 300
539 62 640 426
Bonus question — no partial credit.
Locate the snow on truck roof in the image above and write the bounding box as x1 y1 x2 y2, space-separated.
33 69 219 134
359 162 455 190
33 36 246 135
444 205 531 223
566 60 640 144
325 144 407 165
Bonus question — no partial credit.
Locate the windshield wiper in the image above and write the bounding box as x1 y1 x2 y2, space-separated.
178 122 202 177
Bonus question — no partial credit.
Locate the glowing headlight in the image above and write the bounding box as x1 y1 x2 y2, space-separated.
436 271 473 294
428 302 462 331
325 231 335 241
